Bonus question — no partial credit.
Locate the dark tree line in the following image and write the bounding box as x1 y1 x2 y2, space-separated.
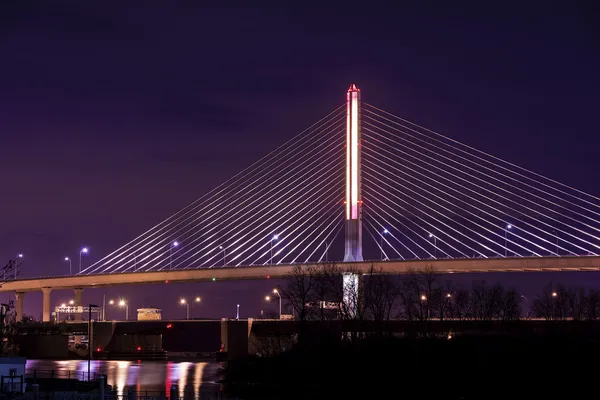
531 283 600 320
279 263 523 332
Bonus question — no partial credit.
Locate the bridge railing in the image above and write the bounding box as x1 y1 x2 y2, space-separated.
25 369 102 382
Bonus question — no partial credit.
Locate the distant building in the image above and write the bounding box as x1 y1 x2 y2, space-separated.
137 308 162 321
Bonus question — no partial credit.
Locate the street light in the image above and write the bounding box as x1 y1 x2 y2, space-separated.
69 300 75 305
79 247 89 273
270 234 279 265
272 289 282 319
14 253 23 279
236 304 240 320
420 295 427 301
504 225 512 257
180 298 190 320
380 229 389 260
64 257 72 275
428 233 438 259
219 246 227 266
170 241 179 270
119 300 128 321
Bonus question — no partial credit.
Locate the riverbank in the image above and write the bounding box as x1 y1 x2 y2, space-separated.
223 331 600 399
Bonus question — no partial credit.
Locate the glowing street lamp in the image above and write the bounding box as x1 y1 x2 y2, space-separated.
14 253 23 279
504 225 512 257
119 300 128 320
428 233 438 259
170 241 179 270
64 257 72 275
420 295 427 301
270 234 279 265
180 298 190 320
552 291 558 298
69 300 74 305
79 247 89 273
219 245 227 266
272 289 282 319
380 229 389 260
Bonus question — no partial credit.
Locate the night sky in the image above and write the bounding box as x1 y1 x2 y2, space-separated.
1 1 599 320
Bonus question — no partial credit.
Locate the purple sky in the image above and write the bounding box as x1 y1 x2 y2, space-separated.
1 2 599 319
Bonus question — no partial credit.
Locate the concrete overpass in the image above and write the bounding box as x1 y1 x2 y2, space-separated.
3 256 600 322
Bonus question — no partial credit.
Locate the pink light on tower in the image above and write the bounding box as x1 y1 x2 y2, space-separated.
343 84 363 262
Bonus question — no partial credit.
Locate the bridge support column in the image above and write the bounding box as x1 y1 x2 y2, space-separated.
15 292 24 323
74 288 84 321
343 84 363 262
342 273 364 318
41 287 52 322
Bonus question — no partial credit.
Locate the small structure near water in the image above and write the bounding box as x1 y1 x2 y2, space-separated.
137 308 162 321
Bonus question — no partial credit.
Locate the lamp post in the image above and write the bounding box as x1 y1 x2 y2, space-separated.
272 289 282 319
119 300 128 320
65 257 72 275
270 234 279 265
88 303 99 381
170 241 179 270
428 233 437 259
379 229 388 260
79 247 88 273
14 253 23 279
193 297 201 318
236 304 240 320
219 246 227 266
504 225 512 257
180 298 190 320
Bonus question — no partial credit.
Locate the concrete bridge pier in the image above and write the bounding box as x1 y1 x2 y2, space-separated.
74 287 83 321
41 287 52 322
15 292 24 323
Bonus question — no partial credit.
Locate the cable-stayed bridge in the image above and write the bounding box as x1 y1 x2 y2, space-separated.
3 84 600 322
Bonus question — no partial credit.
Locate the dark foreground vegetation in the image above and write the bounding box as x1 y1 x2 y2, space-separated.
224 264 600 399
224 330 600 399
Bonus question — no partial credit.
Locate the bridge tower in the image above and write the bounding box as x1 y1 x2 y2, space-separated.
344 84 363 262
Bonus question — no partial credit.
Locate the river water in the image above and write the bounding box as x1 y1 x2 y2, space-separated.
26 359 225 398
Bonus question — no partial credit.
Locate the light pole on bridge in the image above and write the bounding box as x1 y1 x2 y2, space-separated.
64 257 72 275
219 246 227 266
170 241 179 270
14 253 23 279
270 234 279 265
504 225 512 257
428 233 438 259
379 229 388 260
79 247 88 273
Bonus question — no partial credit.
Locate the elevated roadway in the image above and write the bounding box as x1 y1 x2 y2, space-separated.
3 256 600 322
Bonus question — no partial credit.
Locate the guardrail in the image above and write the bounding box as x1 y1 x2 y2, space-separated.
25 369 102 382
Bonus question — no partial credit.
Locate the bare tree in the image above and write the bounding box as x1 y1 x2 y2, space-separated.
280 265 318 323
364 264 400 335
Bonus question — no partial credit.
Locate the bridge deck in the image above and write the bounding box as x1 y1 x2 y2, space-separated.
2 256 600 292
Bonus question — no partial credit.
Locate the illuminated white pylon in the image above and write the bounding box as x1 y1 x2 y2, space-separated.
344 84 363 262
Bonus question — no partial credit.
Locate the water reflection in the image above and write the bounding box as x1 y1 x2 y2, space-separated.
26 360 222 399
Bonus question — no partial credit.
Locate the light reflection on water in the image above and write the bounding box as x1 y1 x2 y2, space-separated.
26 359 222 398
